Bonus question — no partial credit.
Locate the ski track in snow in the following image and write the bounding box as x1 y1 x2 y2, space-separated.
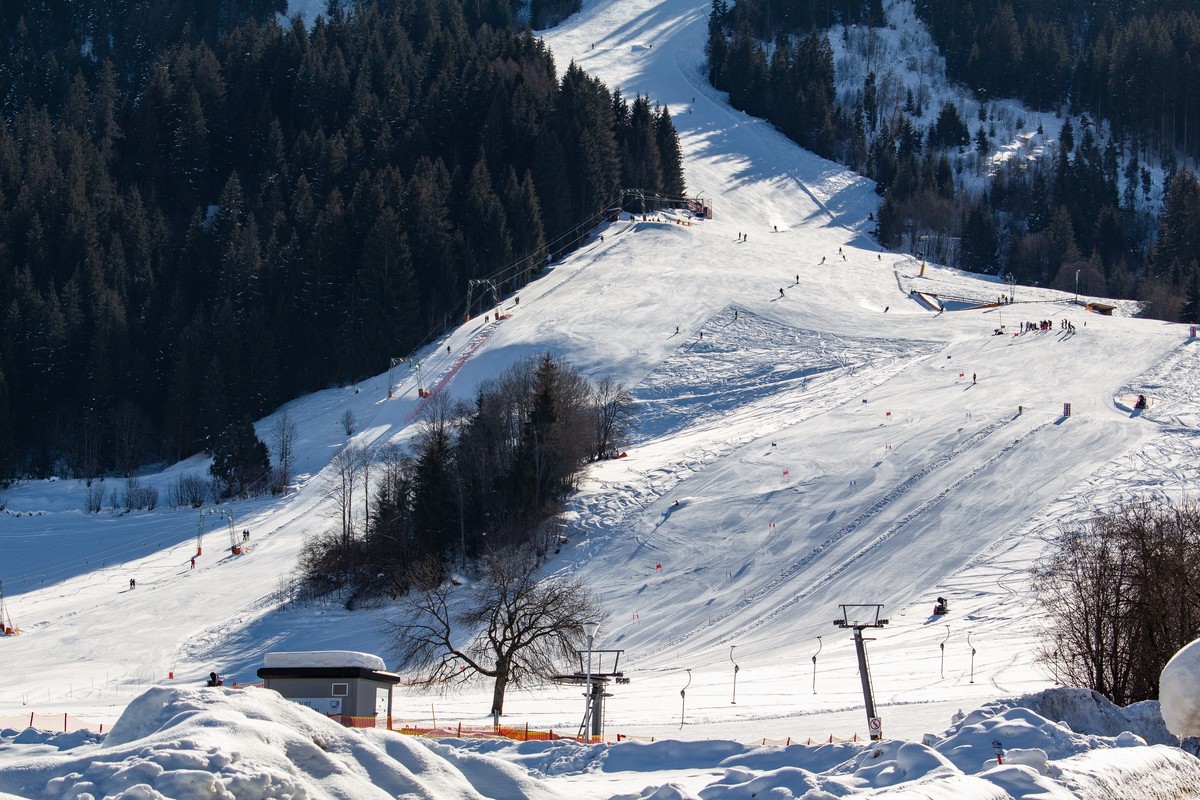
663 415 1022 646
745 420 1057 638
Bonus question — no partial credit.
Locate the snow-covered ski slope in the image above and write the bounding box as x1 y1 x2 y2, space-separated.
3 0 1199 751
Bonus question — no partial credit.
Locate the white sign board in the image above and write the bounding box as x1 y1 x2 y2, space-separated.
868 717 882 738
292 697 343 715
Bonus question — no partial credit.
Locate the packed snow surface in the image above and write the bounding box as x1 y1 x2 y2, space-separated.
3 0 1200 794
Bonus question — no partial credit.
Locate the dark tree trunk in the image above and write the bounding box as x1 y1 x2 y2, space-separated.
490 664 510 715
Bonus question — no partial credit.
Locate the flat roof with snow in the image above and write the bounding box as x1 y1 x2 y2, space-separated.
263 650 387 670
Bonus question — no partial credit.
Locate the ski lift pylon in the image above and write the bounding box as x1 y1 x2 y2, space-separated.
0 580 18 636
197 507 239 557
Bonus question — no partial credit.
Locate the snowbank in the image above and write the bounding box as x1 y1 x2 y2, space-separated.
961 687 1175 745
434 696 1200 799
3 688 1199 799
0 687 564 800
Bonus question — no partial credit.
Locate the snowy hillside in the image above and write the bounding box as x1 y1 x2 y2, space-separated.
4 0 1200 794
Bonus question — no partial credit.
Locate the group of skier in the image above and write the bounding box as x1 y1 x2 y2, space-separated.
1021 319 1076 334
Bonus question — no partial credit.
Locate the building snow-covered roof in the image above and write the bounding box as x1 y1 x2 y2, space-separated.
263 650 386 670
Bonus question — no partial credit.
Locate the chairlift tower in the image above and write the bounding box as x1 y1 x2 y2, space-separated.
834 604 889 741
387 357 402 399
551 645 628 742
197 507 237 556
466 279 500 322
413 359 429 398
0 579 18 635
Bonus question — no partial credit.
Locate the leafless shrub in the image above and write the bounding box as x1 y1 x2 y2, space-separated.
85 482 105 514
168 473 212 508
122 478 159 511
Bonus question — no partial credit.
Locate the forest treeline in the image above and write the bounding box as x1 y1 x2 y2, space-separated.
914 0 1200 158
0 0 684 481
706 0 1200 322
299 353 634 603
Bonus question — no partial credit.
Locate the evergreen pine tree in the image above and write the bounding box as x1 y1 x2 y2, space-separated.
411 415 460 557
209 415 270 497
705 0 729 83
959 200 998 272
656 106 687 197
1182 270 1200 324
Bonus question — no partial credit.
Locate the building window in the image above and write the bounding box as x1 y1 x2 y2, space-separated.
332 682 349 696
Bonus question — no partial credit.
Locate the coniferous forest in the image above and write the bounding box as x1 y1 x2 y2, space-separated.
706 0 1200 323
0 0 685 481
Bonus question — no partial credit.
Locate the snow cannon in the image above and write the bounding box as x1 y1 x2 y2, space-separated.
1160 638 1200 737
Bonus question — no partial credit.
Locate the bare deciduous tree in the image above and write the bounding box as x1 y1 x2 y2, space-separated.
386 546 606 715
329 444 363 547
591 376 634 459
357 443 375 539
270 411 297 491
1032 499 1200 704
341 409 357 436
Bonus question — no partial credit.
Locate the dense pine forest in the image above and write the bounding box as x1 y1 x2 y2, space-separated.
0 0 685 481
706 0 1200 322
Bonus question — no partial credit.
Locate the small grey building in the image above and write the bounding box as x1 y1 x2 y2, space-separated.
257 650 401 728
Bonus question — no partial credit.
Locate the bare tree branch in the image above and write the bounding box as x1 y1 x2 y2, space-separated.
385 547 605 714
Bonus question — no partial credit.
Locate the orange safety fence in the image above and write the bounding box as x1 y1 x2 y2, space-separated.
9 710 861 749
1 713 105 734
394 722 590 743
339 715 380 729
392 723 861 747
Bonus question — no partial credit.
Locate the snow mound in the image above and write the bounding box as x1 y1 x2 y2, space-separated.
262 650 387 670
615 784 702 800
935 705 1108 772
1 728 101 751
0 687 565 800
956 687 1173 744
439 703 1200 799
